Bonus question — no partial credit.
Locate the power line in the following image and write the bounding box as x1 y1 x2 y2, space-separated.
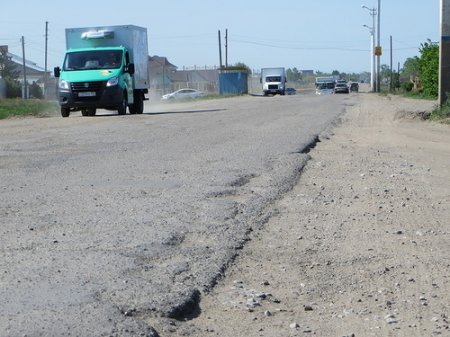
230 38 369 52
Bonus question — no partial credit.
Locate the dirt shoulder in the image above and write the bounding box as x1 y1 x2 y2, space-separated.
153 94 450 336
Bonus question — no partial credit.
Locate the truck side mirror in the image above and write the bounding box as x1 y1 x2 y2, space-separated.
260 77 262 84
54 67 61 78
126 63 135 75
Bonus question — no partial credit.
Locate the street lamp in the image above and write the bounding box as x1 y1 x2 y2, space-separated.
377 0 381 93
362 5 377 92
363 24 375 92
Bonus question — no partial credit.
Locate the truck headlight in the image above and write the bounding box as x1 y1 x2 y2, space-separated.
59 80 69 90
106 76 119 87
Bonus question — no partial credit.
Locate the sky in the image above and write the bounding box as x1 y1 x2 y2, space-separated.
0 0 440 74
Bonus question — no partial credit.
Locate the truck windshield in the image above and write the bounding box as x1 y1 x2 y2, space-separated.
63 50 123 71
266 76 281 82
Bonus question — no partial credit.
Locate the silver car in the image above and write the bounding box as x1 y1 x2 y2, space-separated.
161 88 204 100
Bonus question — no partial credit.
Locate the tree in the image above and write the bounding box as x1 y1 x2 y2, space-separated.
0 48 22 98
286 67 302 82
231 62 252 75
401 56 420 82
0 49 20 80
418 40 439 97
331 70 340 76
380 64 391 84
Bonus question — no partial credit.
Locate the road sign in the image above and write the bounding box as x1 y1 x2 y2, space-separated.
374 46 382 56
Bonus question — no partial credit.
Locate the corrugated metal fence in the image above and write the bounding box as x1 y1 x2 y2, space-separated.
219 72 248 95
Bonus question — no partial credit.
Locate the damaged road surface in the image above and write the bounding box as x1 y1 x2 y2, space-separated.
0 94 347 336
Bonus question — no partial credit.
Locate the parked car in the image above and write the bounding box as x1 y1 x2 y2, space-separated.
334 82 349 94
285 87 296 95
161 88 204 100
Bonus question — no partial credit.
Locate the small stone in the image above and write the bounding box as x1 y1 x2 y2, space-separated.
385 314 398 324
304 305 313 311
290 322 299 329
246 298 260 308
264 310 272 317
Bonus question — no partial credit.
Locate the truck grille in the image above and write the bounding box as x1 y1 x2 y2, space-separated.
268 84 279 90
71 81 106 92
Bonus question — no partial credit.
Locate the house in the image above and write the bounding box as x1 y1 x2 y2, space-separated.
1 46 50 83
0 45 52 98
148 55 177 97
301 70 315 75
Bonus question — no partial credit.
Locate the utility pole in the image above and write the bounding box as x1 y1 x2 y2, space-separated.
44 21 48 100
439 0 450 105
218 30 223 68
376 0 381 92
21 36 27 99
225 29 228 68
362 5 377 92
389 35 393 92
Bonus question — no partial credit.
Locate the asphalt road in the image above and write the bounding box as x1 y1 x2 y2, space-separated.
0 93 353 336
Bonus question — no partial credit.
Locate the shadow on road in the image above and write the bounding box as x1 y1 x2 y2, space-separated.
90 108 227 117
143 109 226 116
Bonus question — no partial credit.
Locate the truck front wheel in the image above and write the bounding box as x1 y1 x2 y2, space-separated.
130 92 144 114
61 107 70 118
118 93 127 115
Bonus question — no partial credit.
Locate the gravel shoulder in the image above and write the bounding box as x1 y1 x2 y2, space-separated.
162 94 450 337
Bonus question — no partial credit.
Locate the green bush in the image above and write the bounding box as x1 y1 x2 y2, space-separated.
5 77 21 98
418 40 439 97
29 82 43 99
401 81 414 92
431 99 450 122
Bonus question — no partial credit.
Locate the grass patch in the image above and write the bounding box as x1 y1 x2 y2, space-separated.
430 100 450 123
0 99 59 120
402 91 437 100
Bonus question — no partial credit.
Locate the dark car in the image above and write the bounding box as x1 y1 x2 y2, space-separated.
349 82 359 93
334 82 349 94
285 87 296 95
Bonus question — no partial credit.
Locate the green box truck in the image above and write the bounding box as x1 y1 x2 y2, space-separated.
54 25 149 117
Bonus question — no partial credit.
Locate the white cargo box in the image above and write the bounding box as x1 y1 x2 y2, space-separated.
65 25 149 90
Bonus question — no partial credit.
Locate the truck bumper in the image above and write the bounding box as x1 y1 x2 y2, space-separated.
264 89 285 96
59 84 124 110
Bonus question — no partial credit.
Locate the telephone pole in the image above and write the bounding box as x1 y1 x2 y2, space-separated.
389 35 393 92
225 29 228 68
376 0 381 92
362 5 377 92
440 0 450 105
218 30 223 68
21 36 28 99
44 21 49 100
